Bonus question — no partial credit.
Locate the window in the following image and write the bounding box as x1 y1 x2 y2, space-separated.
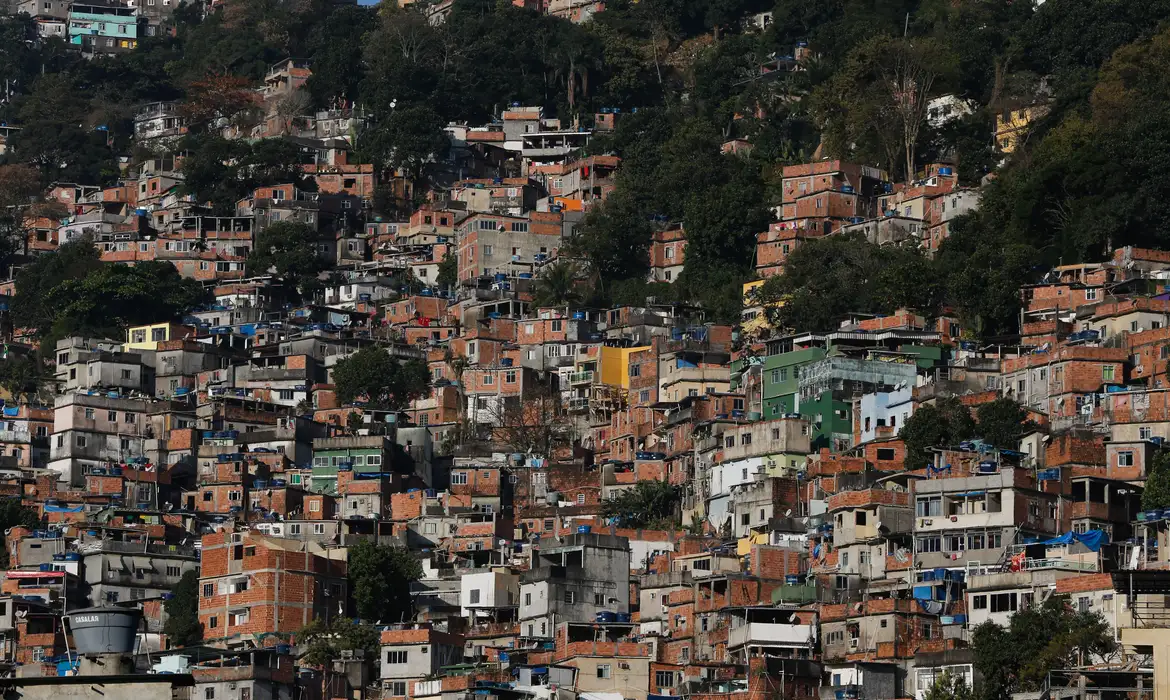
313 523 325 535
1085 288 1098 301
876 448 896 460
483 244 493 256
203 583 214 597
1141 427 1153 440
279 389 294 401
564 590 576 604
917 536 941 553
390 683 407 697
856 511 867 526
525 592 532 605
1118 451 1134 467
452 472 468 485
505 371 517 383
543 518 554 531
972 594 987 610
386 651 408 664
656 671 675 688
483 373 494 386
167 566 181 577
990 592 1018 613
470 590 481 604
85 408 95 420
596 664 611 679
916 496 942 517
741 434 752 446
594 593 605 605
551 319 563 332
208 616 218 629
206 689 215 700
577 494 586 505
1103 365 1116 381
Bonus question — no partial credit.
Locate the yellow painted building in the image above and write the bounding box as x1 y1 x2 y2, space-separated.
597 345 651 389
995 104 1050 154
125 322 186 352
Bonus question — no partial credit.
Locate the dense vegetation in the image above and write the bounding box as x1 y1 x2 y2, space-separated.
4 0 1170 332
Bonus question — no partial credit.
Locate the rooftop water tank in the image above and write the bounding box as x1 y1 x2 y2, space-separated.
67 607 142 654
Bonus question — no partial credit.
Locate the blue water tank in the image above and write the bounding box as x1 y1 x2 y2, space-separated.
577 525 592 534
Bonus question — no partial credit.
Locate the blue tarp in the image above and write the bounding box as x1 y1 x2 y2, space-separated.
44 504 85 513
1041 529 1107 551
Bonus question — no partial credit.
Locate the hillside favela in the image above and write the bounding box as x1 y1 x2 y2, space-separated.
3 0 1170 699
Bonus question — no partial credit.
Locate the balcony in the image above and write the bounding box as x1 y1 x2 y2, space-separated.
569 370 594 385
728 622 815 649
568 397 589 412
0 430 31 443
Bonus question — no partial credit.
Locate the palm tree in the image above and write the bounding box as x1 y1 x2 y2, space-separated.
532 260 581 308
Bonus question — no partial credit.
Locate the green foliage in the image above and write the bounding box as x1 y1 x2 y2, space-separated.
972 595 1116 698
975 398 1037 450
0 355 46 404
532 260 583 308
359 104 449 181
13 240 206 352
44 260 209 341
247 221 330 296
758 234 941 334
0 500 39 568
899 397 975 471
297 617 381 667
332 345 432 411
13 73 118 185
163 570 202 648
925 671 973 700
347 540 422 624
436 250 457 290
12 238 104 338
179 134 314 214
600 480 680 528
1142 451 1170 511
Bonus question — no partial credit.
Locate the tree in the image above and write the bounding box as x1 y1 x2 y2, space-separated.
359 104 449 182
44 261 208 342
489 384 574 457
247 221 329 296
333 344 432 411
758 234 941 333
13 73 117 185
972 596 1116 697
814 35 957 180
163 570 202 648
347 540 422 623
0 355 46 403
11 237 104 338
179 72 258 132
600 480 680 528
899 397 976 471
975 398 1036 450
532 260 583 308
436 250 457 289
297 618 380 667
925 671 973 700
1143 451 1170 510
0 500 39 568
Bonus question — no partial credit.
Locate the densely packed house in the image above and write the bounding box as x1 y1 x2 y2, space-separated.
0 38 1165 700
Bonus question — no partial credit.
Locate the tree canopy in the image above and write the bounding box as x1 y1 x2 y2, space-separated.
600 480 681 529
333 345 432 411
347 540 422 624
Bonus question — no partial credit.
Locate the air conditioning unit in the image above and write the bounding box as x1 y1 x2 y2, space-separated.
228 683 237 690
848 638 859 650
618 662 630 670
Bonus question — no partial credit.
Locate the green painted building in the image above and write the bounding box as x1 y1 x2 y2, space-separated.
310 436 394 496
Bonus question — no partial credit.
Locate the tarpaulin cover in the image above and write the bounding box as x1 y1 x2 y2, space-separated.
1041 529 1107 551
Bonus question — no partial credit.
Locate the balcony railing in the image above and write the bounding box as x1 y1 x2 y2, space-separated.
568 370 594 385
